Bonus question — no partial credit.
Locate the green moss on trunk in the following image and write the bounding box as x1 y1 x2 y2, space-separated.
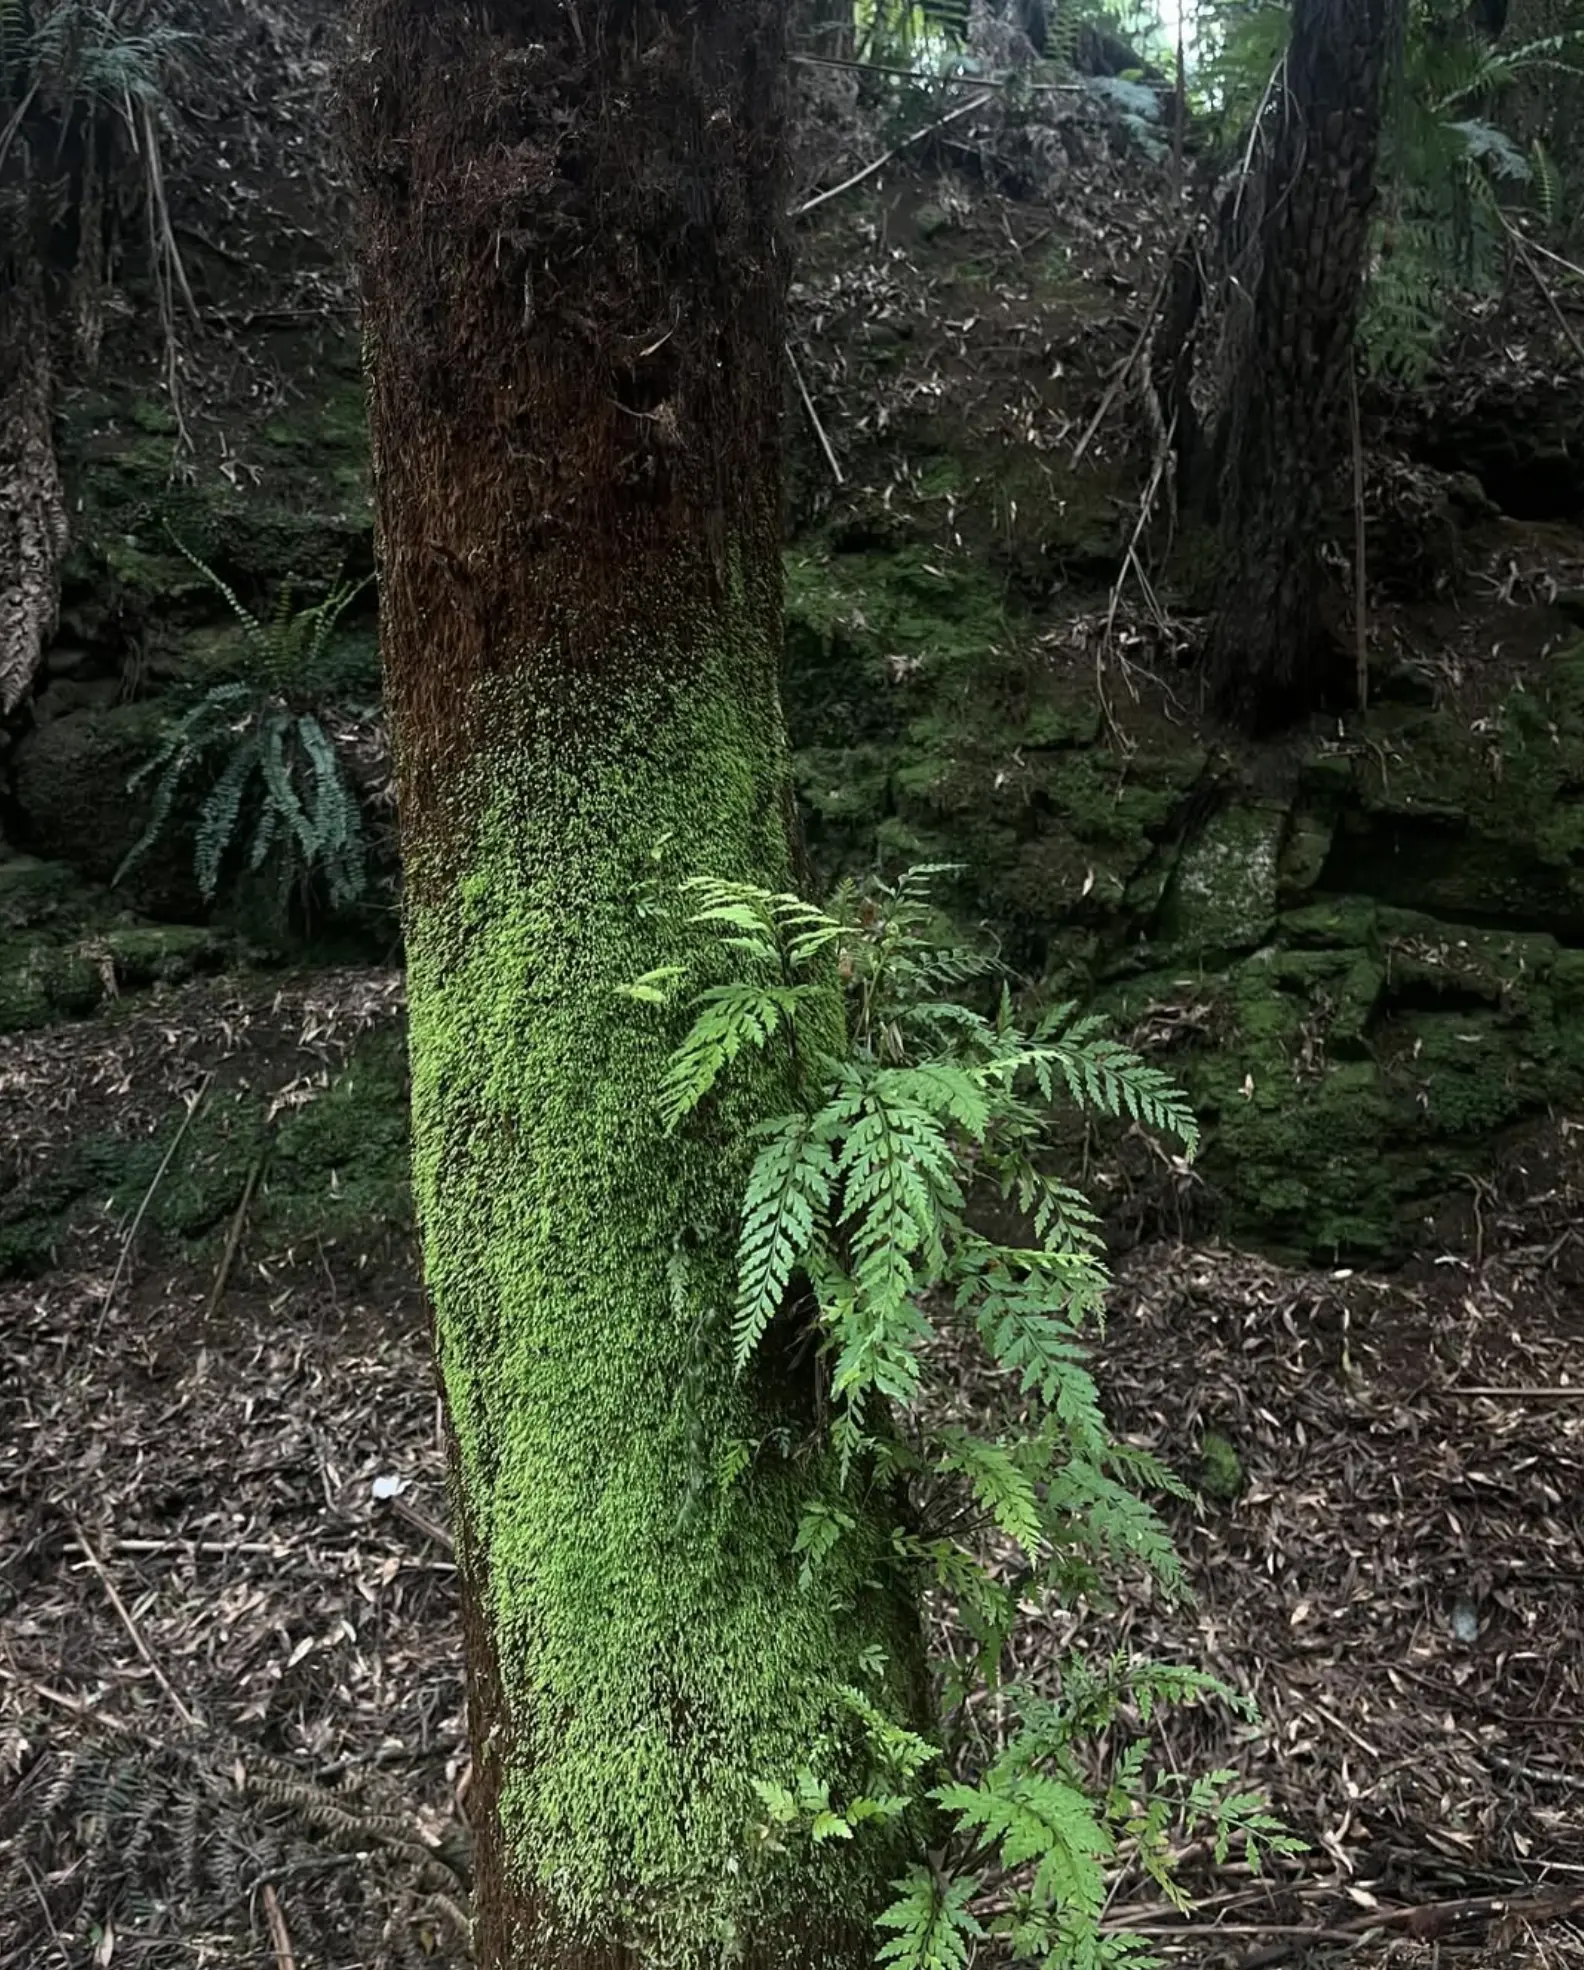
347 0 929 1949
404 634 924 1966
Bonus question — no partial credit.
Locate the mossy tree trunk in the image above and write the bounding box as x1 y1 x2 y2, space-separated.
1199 0 1401 733
345 4 929 1965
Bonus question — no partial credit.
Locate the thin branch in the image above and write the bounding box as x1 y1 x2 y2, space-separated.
204 1146 267 1321
66 1516 206 1731
1072 262 1169 467
1446 1383 1584 1397
94 1071 213 1339
1349 362 1368 712
261 1884 298 1970
787 338 844 484
790 90 994 218
1494 207 1584 367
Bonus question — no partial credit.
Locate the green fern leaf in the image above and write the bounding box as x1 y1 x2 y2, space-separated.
935 1426 1043 1560
935 1772 1113 1917
875 1866 983 1970
734 1112 835 1369
258 714 316 861
195 728 262 900
660 983 814 1129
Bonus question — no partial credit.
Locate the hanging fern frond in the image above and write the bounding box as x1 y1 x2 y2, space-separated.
113 542 375 933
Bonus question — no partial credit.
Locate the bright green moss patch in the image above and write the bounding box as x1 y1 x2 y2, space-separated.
1198 1432 1244 1503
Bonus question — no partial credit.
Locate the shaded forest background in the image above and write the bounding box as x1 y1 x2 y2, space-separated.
1 0 1582 1965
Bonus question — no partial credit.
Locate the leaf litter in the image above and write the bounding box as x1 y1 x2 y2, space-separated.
0 963 1579 1967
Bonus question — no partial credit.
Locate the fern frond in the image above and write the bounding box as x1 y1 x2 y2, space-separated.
1013 1033 1200 1154
259 713 316 862
1046 1459 1184 1594
934 1773 1112 1919
875 1866 983 1970
1449 116 1530 180
165 533 261 640
835 1686 942 1782
734 1112 835 1368
194 728 262 900
249 796 281 873
935 1426 1043 1560
660 983 816 1129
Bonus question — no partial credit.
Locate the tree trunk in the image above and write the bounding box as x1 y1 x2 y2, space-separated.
345 4 929 1965
1201 0 1401 734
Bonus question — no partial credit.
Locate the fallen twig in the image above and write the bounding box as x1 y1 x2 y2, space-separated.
1349 363 1368 712
1227 1886 1584 1970
1482 1749 1584 1793
1496 207 1584 368
261 1883 298 1970
66 1517 205 1732
94 1071 214 1340
204 1145 268 1321
787 339 844 485
790 91 994 218
1446 1384 1584 1398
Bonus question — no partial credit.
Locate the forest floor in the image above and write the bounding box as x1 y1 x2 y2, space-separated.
1 966 1580 1970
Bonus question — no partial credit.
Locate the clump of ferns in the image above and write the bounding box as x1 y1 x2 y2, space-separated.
1 0 196 385
114 537 375 930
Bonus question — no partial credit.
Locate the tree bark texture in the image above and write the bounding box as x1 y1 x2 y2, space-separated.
1202 0 1402 734
345 4 928 1965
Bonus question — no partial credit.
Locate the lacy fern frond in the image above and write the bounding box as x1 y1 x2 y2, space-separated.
648 863 1289 1969
660 982 818 1129
734 1111 836 1368
874 1866 983 1970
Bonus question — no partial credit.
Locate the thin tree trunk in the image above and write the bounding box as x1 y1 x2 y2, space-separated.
345 4 929 1964
0 275 67 715
1202 0 1401 733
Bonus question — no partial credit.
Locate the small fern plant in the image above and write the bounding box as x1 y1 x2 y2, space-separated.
113 538 373 929
634 865 1299 1970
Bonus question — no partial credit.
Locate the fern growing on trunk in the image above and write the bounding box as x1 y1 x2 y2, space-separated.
638 865 1299 1970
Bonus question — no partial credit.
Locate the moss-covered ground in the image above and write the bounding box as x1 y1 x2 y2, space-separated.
9 160 1584 1266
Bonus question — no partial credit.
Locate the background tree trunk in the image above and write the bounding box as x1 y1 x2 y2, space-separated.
1201 0 1402 734
345 3 929 1965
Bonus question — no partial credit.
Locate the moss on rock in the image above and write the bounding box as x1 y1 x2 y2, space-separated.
0 858 230 1034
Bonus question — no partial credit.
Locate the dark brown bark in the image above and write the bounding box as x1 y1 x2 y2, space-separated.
345 6 929 1966
1201 0 1403 734
344 0 791 901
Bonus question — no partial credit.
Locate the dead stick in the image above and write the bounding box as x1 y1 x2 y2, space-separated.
1482 1749 1584 1793
790 91 993 218
1231 1887 1584 1970
1072 261 1170 467
1349 362 1368 713
204 1146 267 1321
94 1071 213 1339
261 1884 297 1970
1448 1384 1584 1398
66 1516 204 1731
1496 208 1584 366
787 339 844 485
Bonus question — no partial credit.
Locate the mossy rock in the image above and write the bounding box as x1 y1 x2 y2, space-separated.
0 858 232 1034
3 1018 409 1281
1159 803 1285 958
1104 895 1584 1259
8 702 207 919
1198 1431 1244 1503
1311 644 1584 937
256 1024 413 1265
784 543 1015 749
